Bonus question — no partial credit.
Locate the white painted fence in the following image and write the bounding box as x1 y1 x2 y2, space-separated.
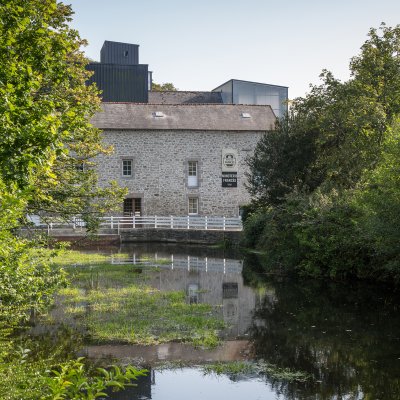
40 215 243 232
110 254 243 274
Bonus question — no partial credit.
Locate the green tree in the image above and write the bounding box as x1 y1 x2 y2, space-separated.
0 2 134 398
352 119 400 280
244 24 400 282
247 24 400 206
151 81 178 91
0 0 124 325
0 0 125 228
246 114 323 206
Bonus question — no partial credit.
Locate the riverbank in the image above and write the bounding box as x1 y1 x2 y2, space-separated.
6 244 400 399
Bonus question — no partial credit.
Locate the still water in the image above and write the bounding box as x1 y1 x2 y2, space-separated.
108 368 280 400
56 244 400 399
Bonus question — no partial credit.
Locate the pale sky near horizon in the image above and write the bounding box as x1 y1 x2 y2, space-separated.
66 0 400 99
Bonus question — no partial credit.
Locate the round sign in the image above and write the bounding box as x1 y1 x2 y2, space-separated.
223 153 236 168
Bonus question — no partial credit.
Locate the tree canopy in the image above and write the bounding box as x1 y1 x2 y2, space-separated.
151 81 178 91
0 0 124 326
244 23 400 283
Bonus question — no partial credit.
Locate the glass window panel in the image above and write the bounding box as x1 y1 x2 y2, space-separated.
231 81 288 118
212 80 233 104
123 160 132 176
188 161 197 176
188 198 198 215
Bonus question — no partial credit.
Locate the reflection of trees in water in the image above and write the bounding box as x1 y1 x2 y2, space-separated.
245 259 400 399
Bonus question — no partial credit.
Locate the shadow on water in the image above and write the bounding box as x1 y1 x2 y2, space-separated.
243 253 400 400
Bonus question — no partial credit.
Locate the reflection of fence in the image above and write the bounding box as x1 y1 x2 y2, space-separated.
33 215 243 233
110 254 243 274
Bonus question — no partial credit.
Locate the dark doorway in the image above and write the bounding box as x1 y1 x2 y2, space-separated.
123 198 142 216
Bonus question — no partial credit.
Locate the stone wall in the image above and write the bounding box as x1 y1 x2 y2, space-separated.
120 228 242 245
95 129 263 217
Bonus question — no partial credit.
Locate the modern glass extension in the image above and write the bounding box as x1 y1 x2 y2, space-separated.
212 79 288 119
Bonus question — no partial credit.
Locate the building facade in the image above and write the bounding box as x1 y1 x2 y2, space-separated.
92 103 275 217
87 41 285 218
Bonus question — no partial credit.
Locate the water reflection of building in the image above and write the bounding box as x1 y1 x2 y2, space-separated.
113 251 257 338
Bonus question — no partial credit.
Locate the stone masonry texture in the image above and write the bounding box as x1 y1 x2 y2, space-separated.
95 129 264 217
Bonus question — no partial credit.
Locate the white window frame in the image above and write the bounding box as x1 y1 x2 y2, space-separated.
188 161 198 187
188 197 199 215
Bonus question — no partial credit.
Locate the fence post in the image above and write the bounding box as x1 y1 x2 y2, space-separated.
133 214 135 229
155 215 157 229
187 215 190 229
111 216 113 230
205 216 208 230
223 216 226 231
72 216 76 230
170 215 173 229
117 219 120 235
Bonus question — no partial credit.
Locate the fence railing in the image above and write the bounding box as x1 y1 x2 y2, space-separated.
36 215 243 232
110 254 243 274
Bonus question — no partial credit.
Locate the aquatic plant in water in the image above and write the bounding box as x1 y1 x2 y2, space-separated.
202 361 312 382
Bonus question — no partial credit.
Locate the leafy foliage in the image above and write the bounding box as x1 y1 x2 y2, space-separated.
246 114 324 206
151 81 178 91
46 358 147 400
0 0 127 325
0 1 129 397
244 23 400 283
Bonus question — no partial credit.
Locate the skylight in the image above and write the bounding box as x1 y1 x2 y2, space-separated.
241 112 251 118
153 111 165 118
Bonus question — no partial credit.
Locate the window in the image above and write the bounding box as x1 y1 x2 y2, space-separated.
124 50 128 57
188 197 198 215
122 159 133 177
188 161 198 187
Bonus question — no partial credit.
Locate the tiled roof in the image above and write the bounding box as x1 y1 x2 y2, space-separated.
148 91 223 104
92 103 276 131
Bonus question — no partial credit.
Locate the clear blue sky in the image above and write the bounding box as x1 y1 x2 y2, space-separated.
66 0 400 99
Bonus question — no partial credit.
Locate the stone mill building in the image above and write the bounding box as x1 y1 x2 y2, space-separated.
89 41 286 218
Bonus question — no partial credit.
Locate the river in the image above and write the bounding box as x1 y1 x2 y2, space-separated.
36 243 400 399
